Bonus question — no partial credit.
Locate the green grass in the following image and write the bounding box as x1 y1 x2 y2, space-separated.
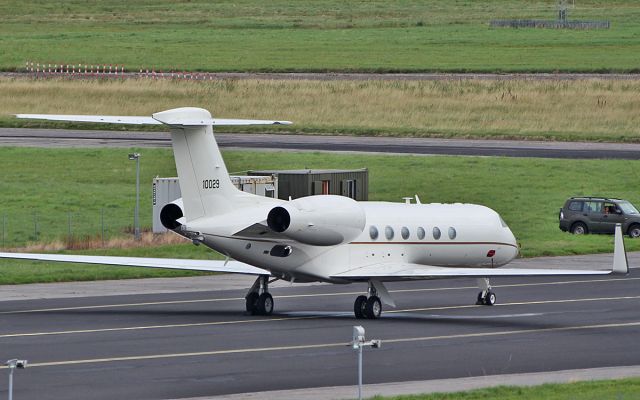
3 78 640 142
370 377 640 400
0 147 639 284
1 1 640 73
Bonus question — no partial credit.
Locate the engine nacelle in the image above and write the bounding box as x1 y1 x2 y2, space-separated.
267 195 365 246
160 198 185 230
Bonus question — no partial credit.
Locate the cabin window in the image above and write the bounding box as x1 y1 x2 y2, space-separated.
385 226 394 240
401 226 410 240
433 227 441 240
416 227 426 240
369 226 379 240
448 227 457 240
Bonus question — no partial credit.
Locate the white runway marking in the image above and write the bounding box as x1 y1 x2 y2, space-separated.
8 320 640 370
1 295 638 340
1 276 636 315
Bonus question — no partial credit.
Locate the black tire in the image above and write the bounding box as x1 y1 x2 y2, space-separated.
364 296 382 319
354 295 367 319
476 291 485 305
256 293 274 316
571 222 588 235
628 224 640 238
245 292 259 314
485 291 497 306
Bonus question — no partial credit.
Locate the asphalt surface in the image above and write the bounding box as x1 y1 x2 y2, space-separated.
1 128 640 159
0 264 638 400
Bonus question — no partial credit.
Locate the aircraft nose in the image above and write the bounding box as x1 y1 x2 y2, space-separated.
505 228 519 259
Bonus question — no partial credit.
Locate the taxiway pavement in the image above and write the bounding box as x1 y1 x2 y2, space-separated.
1 128 639 159
0 253 638 399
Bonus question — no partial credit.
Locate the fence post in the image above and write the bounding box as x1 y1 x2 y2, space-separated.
34 212 38 242
101 208 105 247
68 212 72 243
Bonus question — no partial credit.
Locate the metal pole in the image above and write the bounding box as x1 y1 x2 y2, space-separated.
134 156 140 241
2 214 5 249
8 367 13 400
358 344 363 400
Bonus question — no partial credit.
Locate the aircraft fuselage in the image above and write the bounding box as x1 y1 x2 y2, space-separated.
190 201 518 283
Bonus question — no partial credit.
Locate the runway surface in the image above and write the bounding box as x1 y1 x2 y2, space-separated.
1 128 640 159
0 269 638 399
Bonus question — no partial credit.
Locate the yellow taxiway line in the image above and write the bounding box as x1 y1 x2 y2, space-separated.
1 295 638 340
7 319 640 369
1 276 637 315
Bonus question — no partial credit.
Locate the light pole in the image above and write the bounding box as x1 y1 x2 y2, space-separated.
128 153 141 241
5 359 27 400
350 326 381 400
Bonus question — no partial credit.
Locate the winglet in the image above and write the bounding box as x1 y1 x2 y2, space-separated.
613 224 629 275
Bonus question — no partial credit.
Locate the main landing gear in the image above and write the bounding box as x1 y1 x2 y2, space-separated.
245 275 275 316
476 277 496 306
354 281 383 319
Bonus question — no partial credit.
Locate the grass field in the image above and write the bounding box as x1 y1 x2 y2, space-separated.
372 377 640 400
1 1 640 73
3 78 640 142
0 147 639 284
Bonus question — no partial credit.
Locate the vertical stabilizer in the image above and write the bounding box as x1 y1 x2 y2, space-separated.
152 108 241 221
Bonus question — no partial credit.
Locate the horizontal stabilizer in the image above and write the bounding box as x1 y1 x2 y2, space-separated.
16 114 161 125
0 252 269 275
16 112 292 127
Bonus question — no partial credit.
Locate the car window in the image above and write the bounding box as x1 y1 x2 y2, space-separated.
584 201 602 213
619 201 640 215
568 201 583 211
603 202 619 214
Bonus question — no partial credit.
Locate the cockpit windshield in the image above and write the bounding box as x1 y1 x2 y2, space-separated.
618 201 639 215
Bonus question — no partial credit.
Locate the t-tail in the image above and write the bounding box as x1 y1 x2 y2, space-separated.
16 107 292 225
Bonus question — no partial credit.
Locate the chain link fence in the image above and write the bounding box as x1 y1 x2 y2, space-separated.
0 208 139 249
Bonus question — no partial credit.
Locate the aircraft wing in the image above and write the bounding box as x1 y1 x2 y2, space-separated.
335 224 629 280
331 263 616 281
0 252 269 275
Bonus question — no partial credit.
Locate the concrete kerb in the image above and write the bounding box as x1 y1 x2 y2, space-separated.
175 365 640 400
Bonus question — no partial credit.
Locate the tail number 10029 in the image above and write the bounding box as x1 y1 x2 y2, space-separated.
203 179 220 189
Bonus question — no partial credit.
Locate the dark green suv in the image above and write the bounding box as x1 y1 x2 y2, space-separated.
559 197 640 238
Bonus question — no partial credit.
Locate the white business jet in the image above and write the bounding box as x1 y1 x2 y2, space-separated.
0 107 629 319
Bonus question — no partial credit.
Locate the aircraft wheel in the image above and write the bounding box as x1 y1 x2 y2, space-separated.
246 292 259 314
484 291 497 306
257 293 274 316
365 296 382 319
354 295 367 319
476 292 484 305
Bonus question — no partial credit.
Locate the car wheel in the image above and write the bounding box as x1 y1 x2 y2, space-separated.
571 222 588 235
628 225 640 238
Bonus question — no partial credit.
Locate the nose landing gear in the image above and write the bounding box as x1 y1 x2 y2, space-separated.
476 277 496 306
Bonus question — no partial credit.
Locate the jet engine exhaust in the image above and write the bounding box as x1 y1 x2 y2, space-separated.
160 203 184 230
267 207 290 232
